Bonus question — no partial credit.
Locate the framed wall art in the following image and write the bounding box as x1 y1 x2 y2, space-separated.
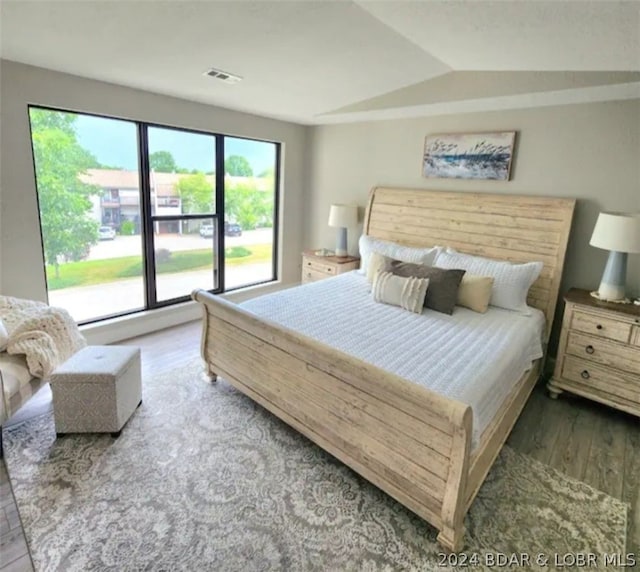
422 131 516 180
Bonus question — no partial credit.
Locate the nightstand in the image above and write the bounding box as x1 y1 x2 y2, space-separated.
301 250 360 284
548 288 640 417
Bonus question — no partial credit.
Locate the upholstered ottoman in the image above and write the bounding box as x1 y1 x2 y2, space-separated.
50 345 142 437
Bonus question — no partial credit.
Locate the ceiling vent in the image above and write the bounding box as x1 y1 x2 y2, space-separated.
204 68 243 84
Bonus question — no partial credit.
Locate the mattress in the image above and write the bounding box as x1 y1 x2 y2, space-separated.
241 271 545 448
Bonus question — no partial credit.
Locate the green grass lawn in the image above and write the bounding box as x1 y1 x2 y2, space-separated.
47 244 272 290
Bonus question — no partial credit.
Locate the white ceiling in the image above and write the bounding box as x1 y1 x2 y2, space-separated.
1 1 639 125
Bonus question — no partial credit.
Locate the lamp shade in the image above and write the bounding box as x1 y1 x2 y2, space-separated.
328 204 357 228
590 212 640 253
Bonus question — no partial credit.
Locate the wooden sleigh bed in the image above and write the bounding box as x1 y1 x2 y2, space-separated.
192 187 575 551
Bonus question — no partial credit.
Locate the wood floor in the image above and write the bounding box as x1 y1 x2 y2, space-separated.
1 320 638 571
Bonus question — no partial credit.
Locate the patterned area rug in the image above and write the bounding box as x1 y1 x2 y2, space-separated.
4 362 627 571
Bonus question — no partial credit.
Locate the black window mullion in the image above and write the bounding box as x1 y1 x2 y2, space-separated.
272 143 281 283
150 213 218 222
215 136 225 291
137 123 157 308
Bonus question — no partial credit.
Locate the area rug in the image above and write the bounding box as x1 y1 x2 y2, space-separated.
4 362 627 571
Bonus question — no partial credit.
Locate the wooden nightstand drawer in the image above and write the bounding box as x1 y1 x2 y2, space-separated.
302 268 329 284
566 331 640 375
549 288 640 418
571 310 631 343
303 257 336 275
562 356 640 405
301 251 360 284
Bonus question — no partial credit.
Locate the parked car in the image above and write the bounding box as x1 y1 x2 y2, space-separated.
224 222 242 237
200 223 214 238
98 226 116 240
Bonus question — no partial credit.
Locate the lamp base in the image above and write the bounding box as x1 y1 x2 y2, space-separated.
589 291 631 305
594 250 628 303
335 227 348 257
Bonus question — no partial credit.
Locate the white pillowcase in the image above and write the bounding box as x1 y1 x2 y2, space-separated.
358 235 440 275
434 248 543 315
0 318 8 352
372 271 429 314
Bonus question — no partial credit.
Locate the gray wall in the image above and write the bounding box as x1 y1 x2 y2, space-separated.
0 60 308 302
307 100 640 293
305 99 640 349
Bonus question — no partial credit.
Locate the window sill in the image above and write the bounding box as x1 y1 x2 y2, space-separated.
80 280 294 345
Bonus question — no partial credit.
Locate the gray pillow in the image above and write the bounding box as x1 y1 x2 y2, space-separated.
389 261 466 315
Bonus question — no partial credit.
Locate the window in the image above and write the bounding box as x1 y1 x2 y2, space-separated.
224 137 277 289
28 107 280 324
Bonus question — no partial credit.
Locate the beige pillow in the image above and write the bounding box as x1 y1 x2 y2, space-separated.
372 271 429 314
366 252 392 285
457 274 495 313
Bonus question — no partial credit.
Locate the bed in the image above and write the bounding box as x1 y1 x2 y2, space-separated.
192 187 575 551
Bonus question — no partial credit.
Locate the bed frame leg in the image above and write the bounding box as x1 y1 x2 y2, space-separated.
437 526 464 553
207 367 218 383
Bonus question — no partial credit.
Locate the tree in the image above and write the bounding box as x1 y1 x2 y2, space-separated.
225 155 253 177
175 173 214 214
29 109 101 278
225 181 273 230
258 166 275 179
149 150 178 173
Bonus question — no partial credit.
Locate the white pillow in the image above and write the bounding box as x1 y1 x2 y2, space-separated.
358 235 440 275
0 319 8 352
372 271 429 314
434 248 543 315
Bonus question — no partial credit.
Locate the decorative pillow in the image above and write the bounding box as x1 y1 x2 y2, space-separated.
372 271 429 314
389 261 466 315
434 248 543 315
457 274 495 313
358 235 440 275
366 252 392 285
0 319 8 352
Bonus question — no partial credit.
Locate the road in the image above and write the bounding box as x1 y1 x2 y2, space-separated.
48 262 274 322
87 229 274 261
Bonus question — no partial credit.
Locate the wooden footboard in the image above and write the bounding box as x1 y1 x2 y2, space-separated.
192 289 473 551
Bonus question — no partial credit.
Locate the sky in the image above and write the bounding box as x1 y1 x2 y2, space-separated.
74 114 276 174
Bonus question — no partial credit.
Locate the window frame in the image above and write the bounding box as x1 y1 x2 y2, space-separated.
27 104 281 324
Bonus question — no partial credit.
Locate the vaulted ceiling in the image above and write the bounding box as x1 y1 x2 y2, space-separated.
1 1 639 124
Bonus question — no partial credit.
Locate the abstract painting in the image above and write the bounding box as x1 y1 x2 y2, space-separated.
423 131 516 180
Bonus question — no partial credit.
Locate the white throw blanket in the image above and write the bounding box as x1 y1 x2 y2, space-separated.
0 296 86 378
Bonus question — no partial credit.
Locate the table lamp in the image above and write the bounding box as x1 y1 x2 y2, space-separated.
589 211 640 302
328 204 357 257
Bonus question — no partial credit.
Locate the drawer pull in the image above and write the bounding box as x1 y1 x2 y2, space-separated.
596 324 603 330
581 370 590 379
585 345 595 354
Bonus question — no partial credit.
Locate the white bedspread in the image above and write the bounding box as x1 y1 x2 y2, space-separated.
241 272 545 448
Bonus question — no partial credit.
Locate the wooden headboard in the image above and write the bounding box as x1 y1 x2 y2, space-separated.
363 187 575 340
